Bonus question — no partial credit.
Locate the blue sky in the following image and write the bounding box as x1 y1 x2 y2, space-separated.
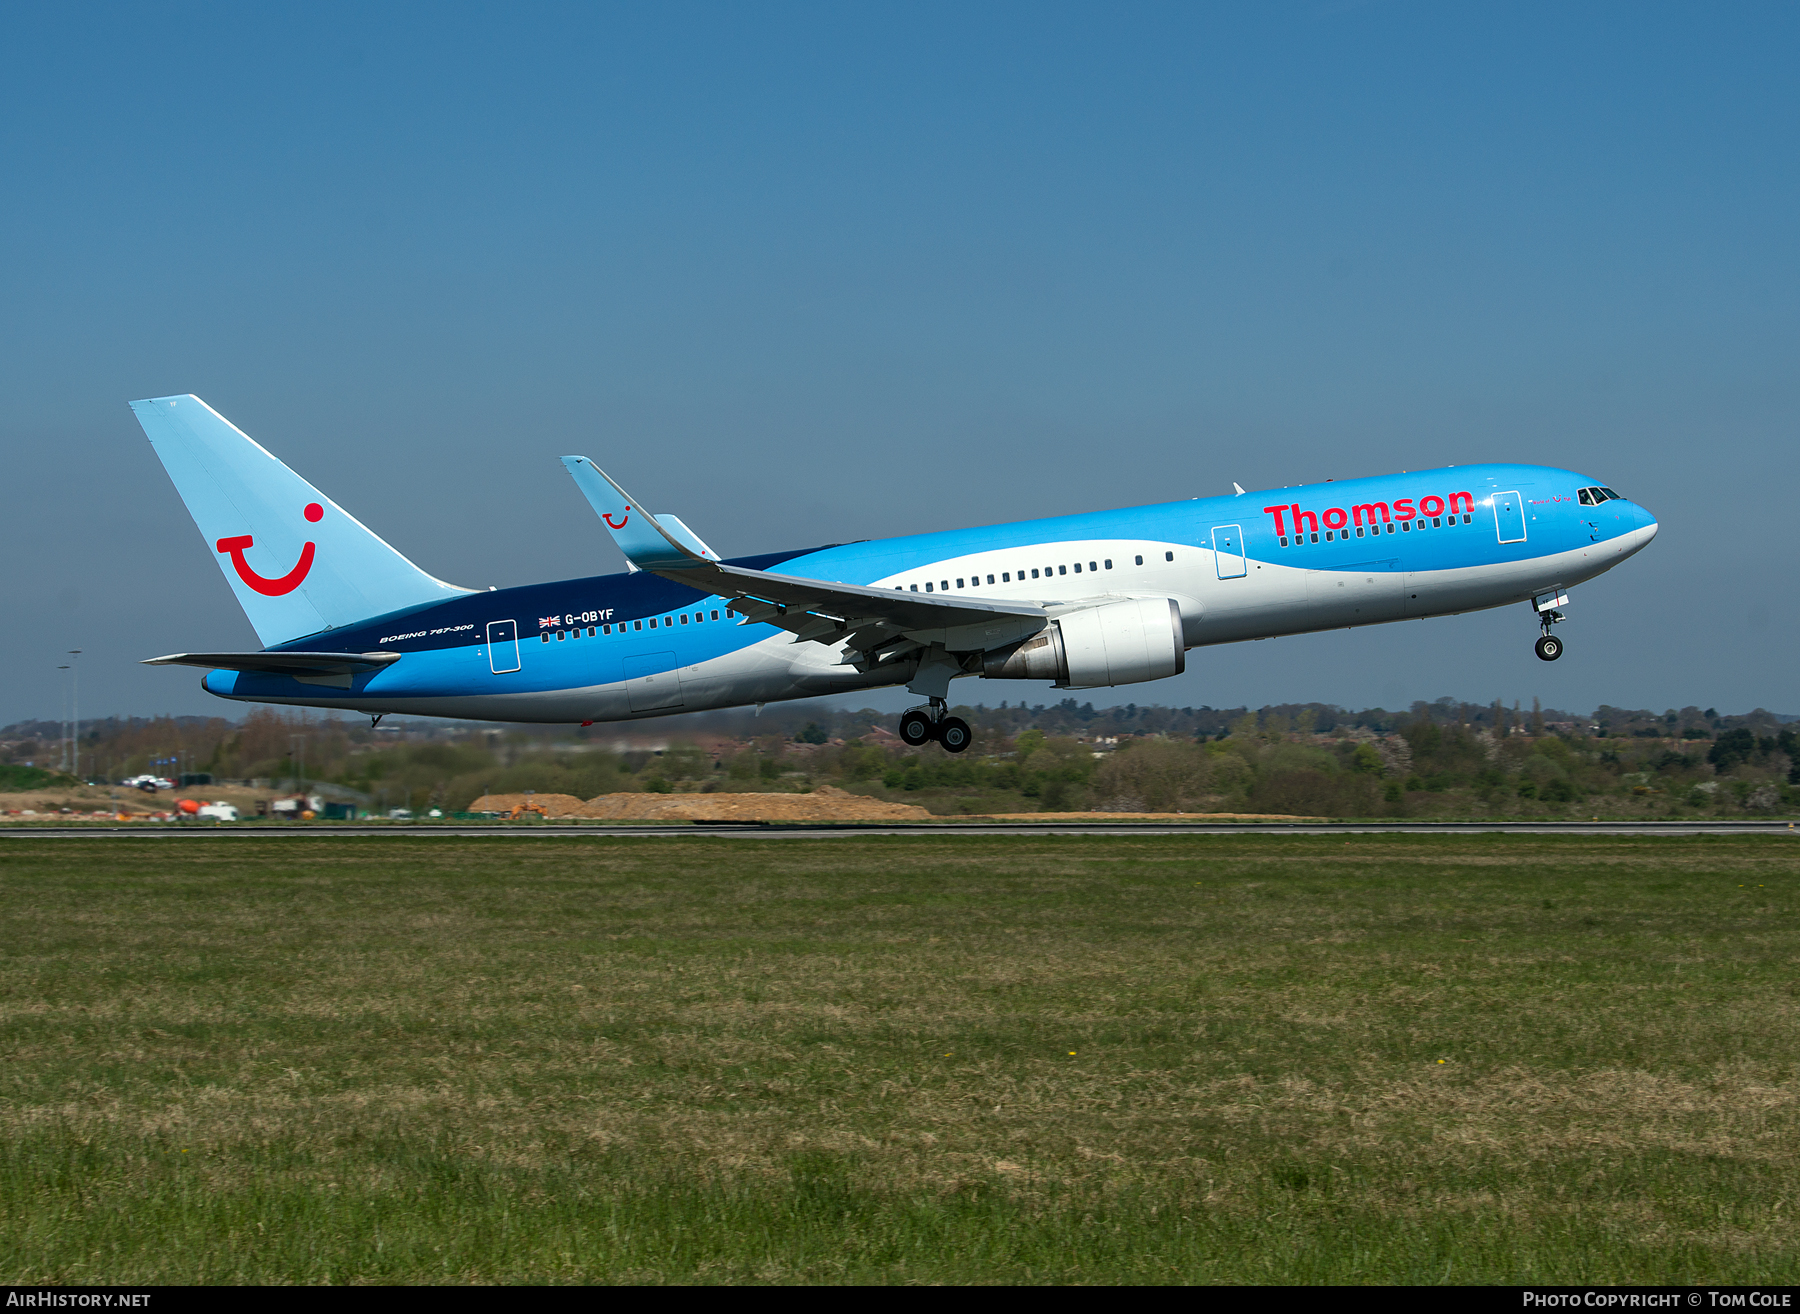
4 2 1796 725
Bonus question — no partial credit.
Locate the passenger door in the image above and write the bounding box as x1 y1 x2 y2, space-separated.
1211 524 1247 579
1493 491 1526 544
485 620 521 674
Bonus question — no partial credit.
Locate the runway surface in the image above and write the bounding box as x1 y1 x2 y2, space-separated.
2 821 1795 838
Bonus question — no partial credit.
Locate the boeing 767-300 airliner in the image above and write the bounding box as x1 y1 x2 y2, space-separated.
132 395 1657 753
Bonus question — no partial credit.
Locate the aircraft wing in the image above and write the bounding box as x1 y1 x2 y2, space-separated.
143 651 403 676
664 557 1047 659
561 455 1049 663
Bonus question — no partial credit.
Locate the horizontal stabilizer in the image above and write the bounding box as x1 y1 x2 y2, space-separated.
142 651 403 676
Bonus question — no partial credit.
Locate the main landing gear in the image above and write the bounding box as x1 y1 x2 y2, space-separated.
899 700 972 753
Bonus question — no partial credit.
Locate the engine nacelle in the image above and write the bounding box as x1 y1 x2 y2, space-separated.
982 598 1186 689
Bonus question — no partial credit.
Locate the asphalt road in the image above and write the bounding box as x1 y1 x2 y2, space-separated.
2 821 1796 838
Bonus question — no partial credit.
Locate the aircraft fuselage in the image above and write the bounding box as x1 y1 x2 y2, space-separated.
199 462 1657 723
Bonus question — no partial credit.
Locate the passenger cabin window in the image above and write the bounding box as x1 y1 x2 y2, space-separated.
1134 555 1143 565
925 582 933 592
1104 559 1112 569
1002 572 1010 582
1072 563 1081 573
1058 565 1066 575
941 580 948 591
1031 569 1039 579
710 610 720 620
987 574 995 584
1088 561 1097 571
1164 551 1173 561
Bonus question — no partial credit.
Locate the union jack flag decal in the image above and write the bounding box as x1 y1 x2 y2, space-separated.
539 615 562 629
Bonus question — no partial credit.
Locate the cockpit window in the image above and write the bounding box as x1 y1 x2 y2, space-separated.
1600 487 1620 500
1578 488 1595 506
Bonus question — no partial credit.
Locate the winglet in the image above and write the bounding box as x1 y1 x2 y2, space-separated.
560 457 709 570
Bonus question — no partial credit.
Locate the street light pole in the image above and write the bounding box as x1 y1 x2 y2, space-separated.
67 651 81 781
56 666 71 774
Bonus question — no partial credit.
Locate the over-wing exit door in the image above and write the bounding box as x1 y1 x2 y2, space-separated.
486 620 521 674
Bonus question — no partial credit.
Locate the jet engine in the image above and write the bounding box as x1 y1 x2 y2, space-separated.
981 597 1186 689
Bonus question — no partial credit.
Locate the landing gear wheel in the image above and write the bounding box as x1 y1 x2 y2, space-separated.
938 717 972 754
899 709 936 746
1535 634 1563 662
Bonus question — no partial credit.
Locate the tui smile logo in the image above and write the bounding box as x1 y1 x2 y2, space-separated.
603 505 632 529
216 502 322 596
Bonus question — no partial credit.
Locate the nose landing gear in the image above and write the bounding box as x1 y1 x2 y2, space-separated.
1532 593 1568 661
899 700 973 753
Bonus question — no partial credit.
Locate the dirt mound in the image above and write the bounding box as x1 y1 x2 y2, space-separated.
576 785 932 823
468 793 590 817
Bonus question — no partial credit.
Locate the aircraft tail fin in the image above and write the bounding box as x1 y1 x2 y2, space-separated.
130 395 472 647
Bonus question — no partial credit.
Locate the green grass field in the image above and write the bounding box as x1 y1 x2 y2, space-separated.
1 835 1796 1284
